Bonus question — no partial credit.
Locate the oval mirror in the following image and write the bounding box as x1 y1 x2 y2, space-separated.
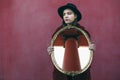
50 25 93 76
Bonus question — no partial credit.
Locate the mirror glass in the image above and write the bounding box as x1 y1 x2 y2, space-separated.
50 26 93 76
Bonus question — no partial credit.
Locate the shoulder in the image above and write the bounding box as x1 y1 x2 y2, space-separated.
77 24 91 38
52 25 63 37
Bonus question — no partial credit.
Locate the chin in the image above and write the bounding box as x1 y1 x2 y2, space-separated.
65 22 71 24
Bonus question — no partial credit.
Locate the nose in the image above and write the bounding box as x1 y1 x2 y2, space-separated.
64 14 68 18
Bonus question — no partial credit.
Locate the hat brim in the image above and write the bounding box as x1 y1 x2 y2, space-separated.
58 5 82 21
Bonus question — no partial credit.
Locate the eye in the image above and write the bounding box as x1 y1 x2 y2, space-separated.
67 12 72 15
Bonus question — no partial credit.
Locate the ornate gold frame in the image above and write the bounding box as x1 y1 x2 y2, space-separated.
50 25 94 76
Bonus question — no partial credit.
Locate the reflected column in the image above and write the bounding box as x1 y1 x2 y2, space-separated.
62 37 81 71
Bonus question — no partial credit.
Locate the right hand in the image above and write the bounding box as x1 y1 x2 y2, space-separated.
89 43 96 51
47 46 54 55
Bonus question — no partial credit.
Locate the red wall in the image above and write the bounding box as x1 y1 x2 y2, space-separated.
0 0 120 80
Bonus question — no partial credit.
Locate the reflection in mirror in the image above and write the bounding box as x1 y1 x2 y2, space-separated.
54 46 90 70
50 26 93 76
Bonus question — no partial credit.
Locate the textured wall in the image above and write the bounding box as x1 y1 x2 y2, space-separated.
0 0 120 80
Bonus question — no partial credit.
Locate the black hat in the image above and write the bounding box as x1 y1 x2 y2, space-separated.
58 3 82 21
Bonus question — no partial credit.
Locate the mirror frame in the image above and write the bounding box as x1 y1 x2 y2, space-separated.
50 25 93 76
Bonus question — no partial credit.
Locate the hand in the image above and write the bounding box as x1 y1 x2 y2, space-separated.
47 46 54 55
89 43 95 51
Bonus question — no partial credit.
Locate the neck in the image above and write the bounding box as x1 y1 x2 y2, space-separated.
67 23 72 26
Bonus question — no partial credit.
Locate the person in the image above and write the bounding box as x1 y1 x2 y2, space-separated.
48 3 95 80
48 3 95 55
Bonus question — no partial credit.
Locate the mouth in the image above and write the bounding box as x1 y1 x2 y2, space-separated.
65 19 69 21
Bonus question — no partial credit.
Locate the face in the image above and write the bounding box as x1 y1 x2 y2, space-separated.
63 9 77 24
